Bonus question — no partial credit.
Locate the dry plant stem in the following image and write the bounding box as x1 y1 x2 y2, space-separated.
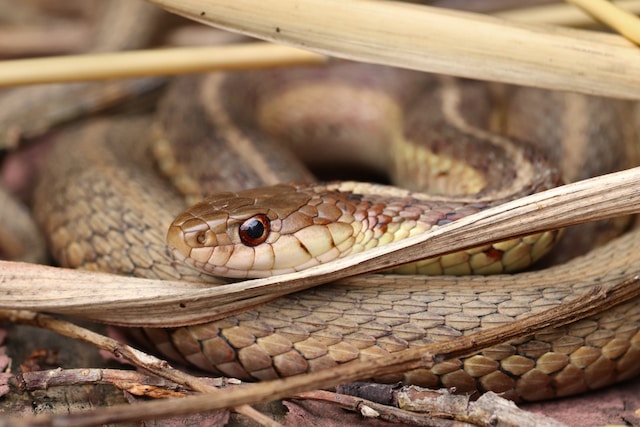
0 311 277 427
1 166 640 326
293 390 471 427
2 1 639 88
495 0 640 27
1 1 640 89
4 275 639 427
0 44 326 87
396 389 567 427
296 389 566 427
19 368 188 398
147 0 640 99
565 0 640 44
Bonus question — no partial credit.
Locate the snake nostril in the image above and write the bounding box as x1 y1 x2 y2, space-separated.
187 230 216 247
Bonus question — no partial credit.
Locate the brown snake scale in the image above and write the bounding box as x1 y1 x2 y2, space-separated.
34 62 640 402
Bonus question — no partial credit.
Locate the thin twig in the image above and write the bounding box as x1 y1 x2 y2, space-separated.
18 368 188 398
397 388 567 427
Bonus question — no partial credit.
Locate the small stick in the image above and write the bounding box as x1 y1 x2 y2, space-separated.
18 368 188 398
565 0 640 45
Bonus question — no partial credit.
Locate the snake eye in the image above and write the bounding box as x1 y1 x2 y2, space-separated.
239 214 270 246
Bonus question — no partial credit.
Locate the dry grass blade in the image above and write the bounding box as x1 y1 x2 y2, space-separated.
1 166 640 326
566 0 640 44
1 2 640 94
0 44 325 87
495 0 640 27
147 0 640 99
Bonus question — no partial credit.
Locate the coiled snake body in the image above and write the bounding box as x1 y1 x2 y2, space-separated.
34 63 640 402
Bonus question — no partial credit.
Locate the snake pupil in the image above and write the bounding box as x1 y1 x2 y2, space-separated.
239 214 270 246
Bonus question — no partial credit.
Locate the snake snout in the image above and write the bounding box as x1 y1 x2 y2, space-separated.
166 213 218 260
166 223 190 262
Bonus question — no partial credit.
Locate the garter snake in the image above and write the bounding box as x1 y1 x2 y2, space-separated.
34 62 640 402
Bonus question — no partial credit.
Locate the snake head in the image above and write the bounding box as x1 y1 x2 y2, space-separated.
167 182 358 279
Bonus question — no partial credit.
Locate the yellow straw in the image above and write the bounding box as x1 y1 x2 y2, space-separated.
565 0 640 45
0 43 325 87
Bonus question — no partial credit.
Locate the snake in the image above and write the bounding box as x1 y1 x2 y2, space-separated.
33 62 640 402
